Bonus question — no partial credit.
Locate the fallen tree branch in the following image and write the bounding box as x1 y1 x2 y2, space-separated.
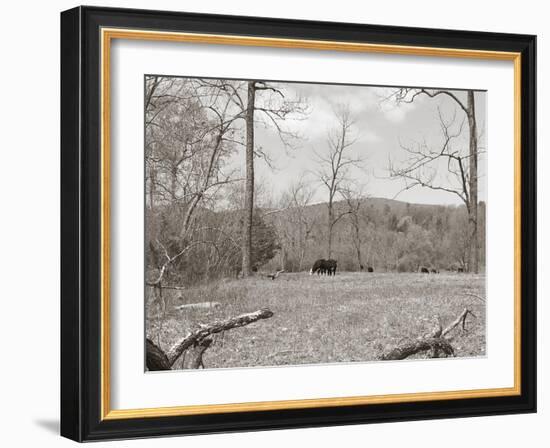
187 338 213 369
158 285 187 291
379 308 476 361
442 308 476 337
266 270 285 280
146 338 171 371
175 301 221 310
146 308 274 371
379 337 455 361
462 292 486 303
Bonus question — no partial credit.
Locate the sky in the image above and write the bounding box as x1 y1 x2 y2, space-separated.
230 81 487 207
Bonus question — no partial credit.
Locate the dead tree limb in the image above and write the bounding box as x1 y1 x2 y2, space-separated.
462 292 486 303
186 338 213 369
442 308 476 337
379 308 476 361
146 338 172 371
266 269 285 280
146 308 274 371
166 308 274 366
379 338 455 361
159 285 187 291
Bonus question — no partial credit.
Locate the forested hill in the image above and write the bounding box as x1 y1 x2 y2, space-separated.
261 196 486 273
284 196 453 223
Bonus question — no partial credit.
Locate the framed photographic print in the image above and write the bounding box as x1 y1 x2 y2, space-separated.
60 6 536 442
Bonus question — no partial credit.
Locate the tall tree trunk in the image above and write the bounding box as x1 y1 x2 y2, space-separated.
354 226 362 270
170 164 178 199
149 166 156 210
242 81 256 277
327 201 333 258
467 91 479 274
148 167 157 258
300 227 311 271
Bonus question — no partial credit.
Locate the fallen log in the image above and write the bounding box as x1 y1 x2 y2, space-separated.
379 308 475 361
379 337 455 361
146 308 274 371
175 301 221 310
146 338 171 371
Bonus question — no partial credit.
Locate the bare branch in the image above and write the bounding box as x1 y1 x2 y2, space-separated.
146 308 275 370
163 308 275 367
388 107 472 206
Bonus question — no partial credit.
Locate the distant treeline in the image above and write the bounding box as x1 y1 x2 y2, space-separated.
146 197 485 285
264 197 486 274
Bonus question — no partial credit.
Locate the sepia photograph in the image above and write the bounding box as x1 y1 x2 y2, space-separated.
144 76 487 372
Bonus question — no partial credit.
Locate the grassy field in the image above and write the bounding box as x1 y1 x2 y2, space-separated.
146 272 486 370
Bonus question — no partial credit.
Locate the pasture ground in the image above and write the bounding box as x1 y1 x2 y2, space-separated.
146 272 486 370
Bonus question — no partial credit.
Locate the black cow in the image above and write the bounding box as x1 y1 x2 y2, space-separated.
325 259 337 276
367 266 374 273
310 258 338 276
420 266 430 273
430 268 439 274
310 258 326 275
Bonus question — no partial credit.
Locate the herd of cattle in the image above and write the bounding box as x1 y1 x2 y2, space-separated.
308 259 456 276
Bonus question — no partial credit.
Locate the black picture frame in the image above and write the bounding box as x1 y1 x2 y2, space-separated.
61 5 536 442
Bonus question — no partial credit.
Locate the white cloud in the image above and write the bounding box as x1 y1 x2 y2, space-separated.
378 99 418 123
361 129 381 143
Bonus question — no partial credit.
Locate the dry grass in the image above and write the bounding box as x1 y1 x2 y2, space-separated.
146 272 486 370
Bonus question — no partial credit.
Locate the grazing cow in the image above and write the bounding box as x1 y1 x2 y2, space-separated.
420 266 430 273
325 259 337 276
310 258 327 275
367 266 374 273
457 267 464 273
430 268 439 274
310 258 338 276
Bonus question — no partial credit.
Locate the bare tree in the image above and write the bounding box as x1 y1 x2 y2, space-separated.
240 81 309 276
388 88 482 273
313 105 364 258
144 78 241 296
341 186 368 270
242 82 256 277
145 76 183 253
273 177 316 271
190 79 308 276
